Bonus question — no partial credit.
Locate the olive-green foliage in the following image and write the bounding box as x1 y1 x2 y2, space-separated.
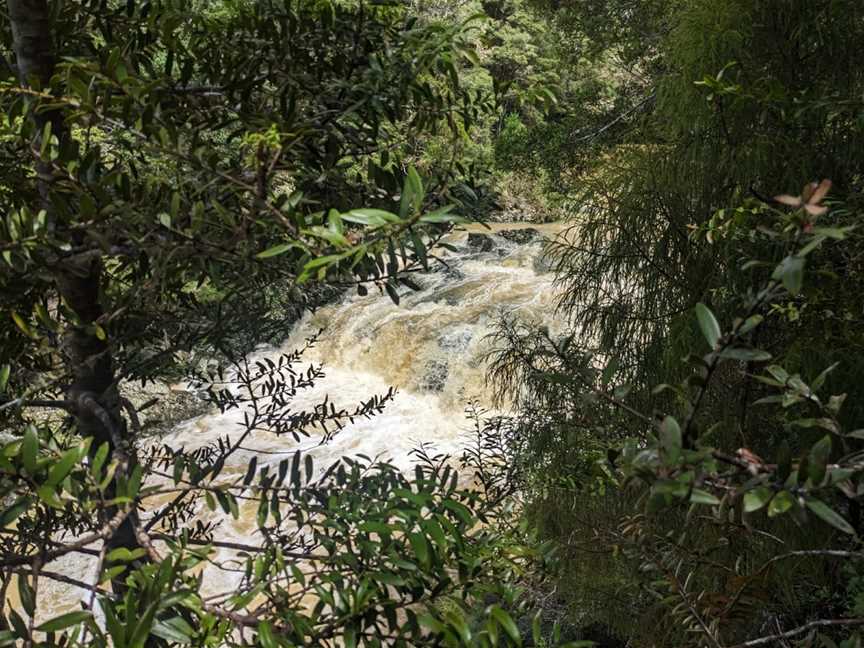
0 0 562 645
496 190 864 646
0 0 484 385
495 1 864 645
412 0 578 222
551 0 864 391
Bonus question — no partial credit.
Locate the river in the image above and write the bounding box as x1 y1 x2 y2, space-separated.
37 222 567 617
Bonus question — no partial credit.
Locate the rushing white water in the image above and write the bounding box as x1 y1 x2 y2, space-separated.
37 223 567 617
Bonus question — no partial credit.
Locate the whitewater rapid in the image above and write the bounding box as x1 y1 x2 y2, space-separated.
36 223 566 616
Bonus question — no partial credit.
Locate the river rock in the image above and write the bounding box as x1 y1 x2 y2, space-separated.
533 252 555 274
467 232 495 251
499 227 541 244
442 263 465 281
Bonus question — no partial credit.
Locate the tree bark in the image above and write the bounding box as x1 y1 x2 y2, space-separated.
7 0 143 593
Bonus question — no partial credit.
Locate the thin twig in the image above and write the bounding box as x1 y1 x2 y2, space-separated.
728 618 864 648
0 508 130 568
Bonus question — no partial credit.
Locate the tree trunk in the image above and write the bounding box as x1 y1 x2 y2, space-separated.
7 0 143 593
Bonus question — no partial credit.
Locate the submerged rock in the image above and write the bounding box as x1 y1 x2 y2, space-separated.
419 359 449 392
442 263 466 281
438 327 474 352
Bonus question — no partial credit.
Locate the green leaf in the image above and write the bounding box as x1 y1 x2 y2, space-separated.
0 365 9 393
359 521 392 536
243 456 258 486
812 226 852 240
532 611 542 646
306 225 349 247
107 547 146 563
812 362 840 391
342 209 395 226
304 453 313 483
808 435 832 486
490 606 521 645
115 62 128 83
791 418 839 434
36 610 92 633
22 426 38 474
744 487 772 513
40 120 52 158
0 497 31 528
91 442 109 478
443 500 474 526
443 609 472 644
399 167 424 218
410 230 428 270
768 490 794 517
399 166 423 218
717 347 772 362
806 498 856 535
773 255 805 295
601 356 620 387
11 311 36 340
300 253 347 274
18 574 35 616
370 571 405 586
766 365 790 383
256 243 298 259
690 489 720 506
100 565 126 584
151 617 194 644
738 314 764 334
695 303 721 349
344 627 357 648
659 416 682 465
422 518 447 550
257 621 277 648
256 494 269 527
99 598 125 645
37 485 63 508
418 613 445 633
47 448 80 487
419 206 465 224
408 532 430 566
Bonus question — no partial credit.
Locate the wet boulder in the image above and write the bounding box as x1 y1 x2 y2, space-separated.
532 253 555 274
499 227 541 244
467 232 495 252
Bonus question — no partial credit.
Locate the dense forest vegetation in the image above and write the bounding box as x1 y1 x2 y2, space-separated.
1 0 863 646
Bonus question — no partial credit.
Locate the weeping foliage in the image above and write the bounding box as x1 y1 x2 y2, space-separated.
494 191 864 646
492 1 864 646
549 0 864 390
